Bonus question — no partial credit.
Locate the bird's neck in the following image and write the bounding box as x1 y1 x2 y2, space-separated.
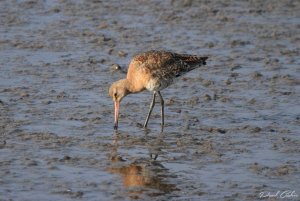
120 78 145 94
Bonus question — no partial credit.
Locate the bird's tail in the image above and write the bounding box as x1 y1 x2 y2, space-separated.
178 54 208 66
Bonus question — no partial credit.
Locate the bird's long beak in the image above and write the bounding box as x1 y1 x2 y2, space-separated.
114 101 120 130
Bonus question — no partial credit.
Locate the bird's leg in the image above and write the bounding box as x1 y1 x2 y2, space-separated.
157 91 164 132
144 92 156 128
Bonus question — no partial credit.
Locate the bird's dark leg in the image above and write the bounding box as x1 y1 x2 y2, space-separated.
157 91 164 132
144 92 156 128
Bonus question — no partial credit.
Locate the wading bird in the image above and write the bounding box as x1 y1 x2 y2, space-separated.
109 50 208 132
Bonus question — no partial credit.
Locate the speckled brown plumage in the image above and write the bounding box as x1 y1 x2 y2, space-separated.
128 50 208 91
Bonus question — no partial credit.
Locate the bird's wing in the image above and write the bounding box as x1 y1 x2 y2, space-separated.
132 51 208 79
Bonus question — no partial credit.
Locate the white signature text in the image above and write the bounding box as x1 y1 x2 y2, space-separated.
259 190 298 199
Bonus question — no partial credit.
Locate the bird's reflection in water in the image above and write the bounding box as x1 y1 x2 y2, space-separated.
107 133 179 199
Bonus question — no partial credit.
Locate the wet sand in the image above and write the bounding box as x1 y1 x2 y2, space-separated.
0 0 299 200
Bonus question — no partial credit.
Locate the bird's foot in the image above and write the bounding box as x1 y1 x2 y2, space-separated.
160 125 164 133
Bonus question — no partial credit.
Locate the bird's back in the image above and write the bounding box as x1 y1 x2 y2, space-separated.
128 50 208 91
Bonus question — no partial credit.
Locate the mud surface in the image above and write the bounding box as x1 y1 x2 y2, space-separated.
1 0 299 200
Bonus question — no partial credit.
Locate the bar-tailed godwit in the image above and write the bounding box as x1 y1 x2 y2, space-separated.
109 50 208 132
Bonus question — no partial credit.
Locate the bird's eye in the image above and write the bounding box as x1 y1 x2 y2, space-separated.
114 93 117 97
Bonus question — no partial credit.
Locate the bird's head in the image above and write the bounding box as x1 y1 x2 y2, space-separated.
109 79 130 130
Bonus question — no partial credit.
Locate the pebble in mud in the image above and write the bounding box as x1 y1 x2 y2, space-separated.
111 63 121 70
230 73 239 78
230 65 242 71
42 100 52 105
251 71 263 79
58 190 84 198
203 94 212 101
26 160 39 166
230 40 250 47
62 155 72 161
111 63 127 74
248 163 269 175
187 97 200 106
208 127 227 134
225 79 232 85
118 51 127 57
165 97 177 106
217 128 226 134
248 98 256 104
202 79 214 87
56 91 68 99
19 92 30 98
219 96 231 103
250 127 262 133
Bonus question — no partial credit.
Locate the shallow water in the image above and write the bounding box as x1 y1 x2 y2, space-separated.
1 0 299 200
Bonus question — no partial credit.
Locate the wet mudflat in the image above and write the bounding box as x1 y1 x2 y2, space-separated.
0 0 299 200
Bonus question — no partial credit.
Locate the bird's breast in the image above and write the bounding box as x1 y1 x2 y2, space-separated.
145 78 172 92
